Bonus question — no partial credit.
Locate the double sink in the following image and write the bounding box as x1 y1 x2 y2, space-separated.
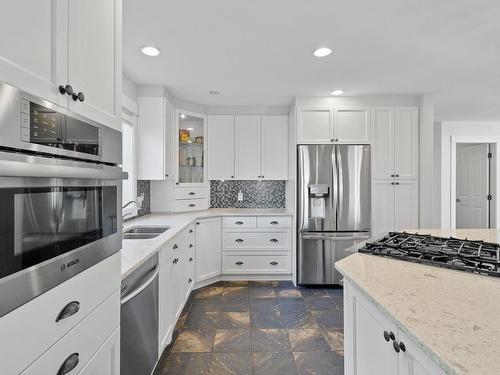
122 226 170 240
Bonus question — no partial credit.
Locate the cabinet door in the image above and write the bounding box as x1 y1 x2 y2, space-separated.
371 107 395 179
398 329 445 375
353 292 399 375
261 115 288 180
67 0 121 130
394 180 418 231
0 0 67 106
79 328 120 375
195 217 222 282
235 115 261 179
159 260 174 353
208 115 235 180
170 249 184 320
372 180 395 235
334 107 370 143
297 108 333 143
164 98 175 179
394 107 418 180
138 97 165 180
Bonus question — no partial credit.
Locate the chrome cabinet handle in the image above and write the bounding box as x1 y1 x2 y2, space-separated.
235 239 244 243
57 353 79 375
56 301 80 322
270 221 278 225
235 261 244 265
270 261 278 265
235 221 244 225
270 238 278 243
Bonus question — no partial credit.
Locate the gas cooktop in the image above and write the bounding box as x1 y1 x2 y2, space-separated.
358 232 500 277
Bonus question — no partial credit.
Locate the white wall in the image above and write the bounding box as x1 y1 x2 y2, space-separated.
122 74 137 101
439 121 500 228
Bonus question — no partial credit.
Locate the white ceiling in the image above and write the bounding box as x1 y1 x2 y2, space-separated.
123 0 500 121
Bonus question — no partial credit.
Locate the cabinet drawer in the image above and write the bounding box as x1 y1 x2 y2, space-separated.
21 291 120 375
175 186 209 200
223 231 290 250
0 253 120 375
222 254 291 274
257 216 292 228
223 216 257 228
174 198 209 212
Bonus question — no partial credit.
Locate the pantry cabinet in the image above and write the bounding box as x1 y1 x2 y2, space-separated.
0 0 122 131
195 217 222 283
137 96 175 180
297 106 370 144
344 280 444 375
208 115 235 180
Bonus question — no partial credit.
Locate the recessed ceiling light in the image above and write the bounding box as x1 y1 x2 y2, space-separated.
330 90 344 96
180 113 186 119
313 47 332 57
141 46 160 56
209 90 221 95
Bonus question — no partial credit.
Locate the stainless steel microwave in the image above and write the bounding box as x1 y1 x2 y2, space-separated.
0 81 121 165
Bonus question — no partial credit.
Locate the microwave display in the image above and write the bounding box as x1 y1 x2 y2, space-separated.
27 101 100 156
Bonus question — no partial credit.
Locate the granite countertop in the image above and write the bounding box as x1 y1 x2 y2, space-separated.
121 208 293 279
336 229 500 375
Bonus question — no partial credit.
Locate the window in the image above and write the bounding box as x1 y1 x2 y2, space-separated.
122 112 137 217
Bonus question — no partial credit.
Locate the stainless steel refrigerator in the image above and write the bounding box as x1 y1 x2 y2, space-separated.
297 144 371 285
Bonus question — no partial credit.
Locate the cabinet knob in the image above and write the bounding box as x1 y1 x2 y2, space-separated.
189 244 194 248
55 301 80 322
165 174 169 177
72 92 85 102
262 175 265 178
57 353 79 375
231 175 234 178
59 84 73 96
391 182 395 185
395 182 400 185
235 261 244 265
392 341 401 353
196 222 200 225
330 139 335 142
383 331 390 342
270 261 278 265
335 138 339 142
189 257 193 262
235 239 244 243
189 229 193 233
390 174 395 177
173 244 178 249
389 331 395 341
188 278 192 283
395 174 400 177
398 341 406 352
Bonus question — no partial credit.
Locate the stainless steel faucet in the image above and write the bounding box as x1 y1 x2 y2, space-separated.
122 200 138 226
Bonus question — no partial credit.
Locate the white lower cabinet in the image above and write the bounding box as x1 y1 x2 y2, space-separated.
195 217 222 283
222 253 291 274
344 280 444 375
78 327 120 375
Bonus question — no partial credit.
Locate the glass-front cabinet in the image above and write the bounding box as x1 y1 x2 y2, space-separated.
175 109 208 185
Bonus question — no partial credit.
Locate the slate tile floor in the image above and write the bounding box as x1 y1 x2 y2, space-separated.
154 281 344 375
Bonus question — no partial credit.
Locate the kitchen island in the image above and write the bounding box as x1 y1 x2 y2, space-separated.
336 229 500 375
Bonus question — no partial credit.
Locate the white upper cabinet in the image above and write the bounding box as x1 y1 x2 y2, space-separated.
334 107 370 143
0 0 121 131
261 115 288 180
297 108 333 143
137 96 174 180
0 0 67 106
297 106 370 144
371 107 418 180
208 115 235 180
394 107 418 180
235 115 262 180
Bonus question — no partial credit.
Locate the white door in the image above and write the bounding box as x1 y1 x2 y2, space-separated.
354 298 399 375
235 115 261 179
67 0 121 130
371 107 395 179
372 180 395 235
137 97 165 180
195 218 222 282
334 107 370 143
208 115 235 180
394 107 418 180
0 0 67 106
394 180 419 231
78 328 120 375
261 115 288 180
159 258 174 352
297 108 333 143
397 329 446 375
456 144 489 229
171 248 184 320
164 98 175 180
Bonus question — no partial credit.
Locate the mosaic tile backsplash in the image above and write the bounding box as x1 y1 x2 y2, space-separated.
137 180 151 217
210 180 286 208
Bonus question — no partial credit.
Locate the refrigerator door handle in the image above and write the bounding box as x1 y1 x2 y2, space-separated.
336 146 344 224
331 146 339 229
300 233 371 241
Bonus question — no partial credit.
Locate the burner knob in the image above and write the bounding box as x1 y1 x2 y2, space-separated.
383 331 390 342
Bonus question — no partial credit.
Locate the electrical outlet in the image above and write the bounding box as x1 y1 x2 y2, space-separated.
237 191 243 202
137 193 145 208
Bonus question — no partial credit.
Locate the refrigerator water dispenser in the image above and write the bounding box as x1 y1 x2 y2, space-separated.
308 184 329 218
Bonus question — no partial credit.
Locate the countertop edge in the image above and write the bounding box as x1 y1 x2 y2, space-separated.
337 260 457 375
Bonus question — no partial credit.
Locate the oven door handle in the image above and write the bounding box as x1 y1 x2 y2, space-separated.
301 233 372 241
120 265 159 305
